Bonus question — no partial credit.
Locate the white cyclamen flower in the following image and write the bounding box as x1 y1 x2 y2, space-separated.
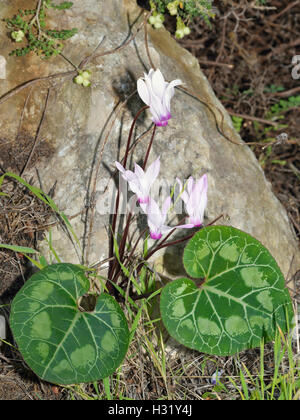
176 174 208 227
115 157 160 204
137 69 182 127
146 196 173 240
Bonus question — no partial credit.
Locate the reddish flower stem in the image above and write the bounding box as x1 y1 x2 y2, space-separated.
142 124 156 170
118 123 157 262
110 123 157 285
111 227 148 285
108 106 149 285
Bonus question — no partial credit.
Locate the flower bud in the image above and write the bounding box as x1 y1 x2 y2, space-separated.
175 28 185 39
149 13 164 29
167 1 179 16
74 69 91 87
183 26 191 35
11 30 25 43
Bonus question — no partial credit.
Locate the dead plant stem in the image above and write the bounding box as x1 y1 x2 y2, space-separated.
20 88 51 176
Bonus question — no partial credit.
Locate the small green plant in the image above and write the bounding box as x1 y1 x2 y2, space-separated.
266 96 300 120
4 0 78 59
148 0 215 38
231 115 244 133
229 329 300 400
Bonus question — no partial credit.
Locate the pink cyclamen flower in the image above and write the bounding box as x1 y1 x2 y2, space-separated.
137 69 182 127
176 174 208 227
146 196 174 240
115 157 160 204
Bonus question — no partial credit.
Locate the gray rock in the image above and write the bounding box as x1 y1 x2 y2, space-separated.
0 315 5 344
0 0 299 282
0 56 6 79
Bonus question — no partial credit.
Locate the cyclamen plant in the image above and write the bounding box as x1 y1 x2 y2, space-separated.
8 67 294 386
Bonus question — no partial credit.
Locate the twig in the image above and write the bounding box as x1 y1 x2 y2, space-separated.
15 86 33 142
289 212 300 236
269 1 300 22
20 88 51 176
0 70 76 106
208 17 227 80
78 35 106 69
144 13 156 70
29 0 43 38
228 110 278 127
79 11 151 69
266 87 300 99
58 52 78 70
179 85 242 145
198 59 234 69
249 1 276 11
249 139 297 148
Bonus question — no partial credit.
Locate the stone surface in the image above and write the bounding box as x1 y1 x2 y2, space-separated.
0 315 5 344
0 56 6 79
0 0 299 281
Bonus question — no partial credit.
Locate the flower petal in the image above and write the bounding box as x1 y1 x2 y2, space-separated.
162 196 172 217
185 174 208 225
187 176 194 196
144 71 168 119
145 157 160 184
147 197 161 218
147 199 163 237
163 79 182 113
195 174 208 221
151 69 167 99
149 106 163 125
160 225 174 234
137 79 150 106
115 161 125 174
147 69 155 80
126 180 141 196
150 231 162 240
122 169 138 183
176 178 189 204
175 223 195 229
134 163 145 179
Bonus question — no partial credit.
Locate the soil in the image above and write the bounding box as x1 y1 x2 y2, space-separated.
0 0 299 400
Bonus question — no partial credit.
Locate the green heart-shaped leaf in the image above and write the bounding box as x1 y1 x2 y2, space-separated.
160 226 293 356
10 263 129 384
